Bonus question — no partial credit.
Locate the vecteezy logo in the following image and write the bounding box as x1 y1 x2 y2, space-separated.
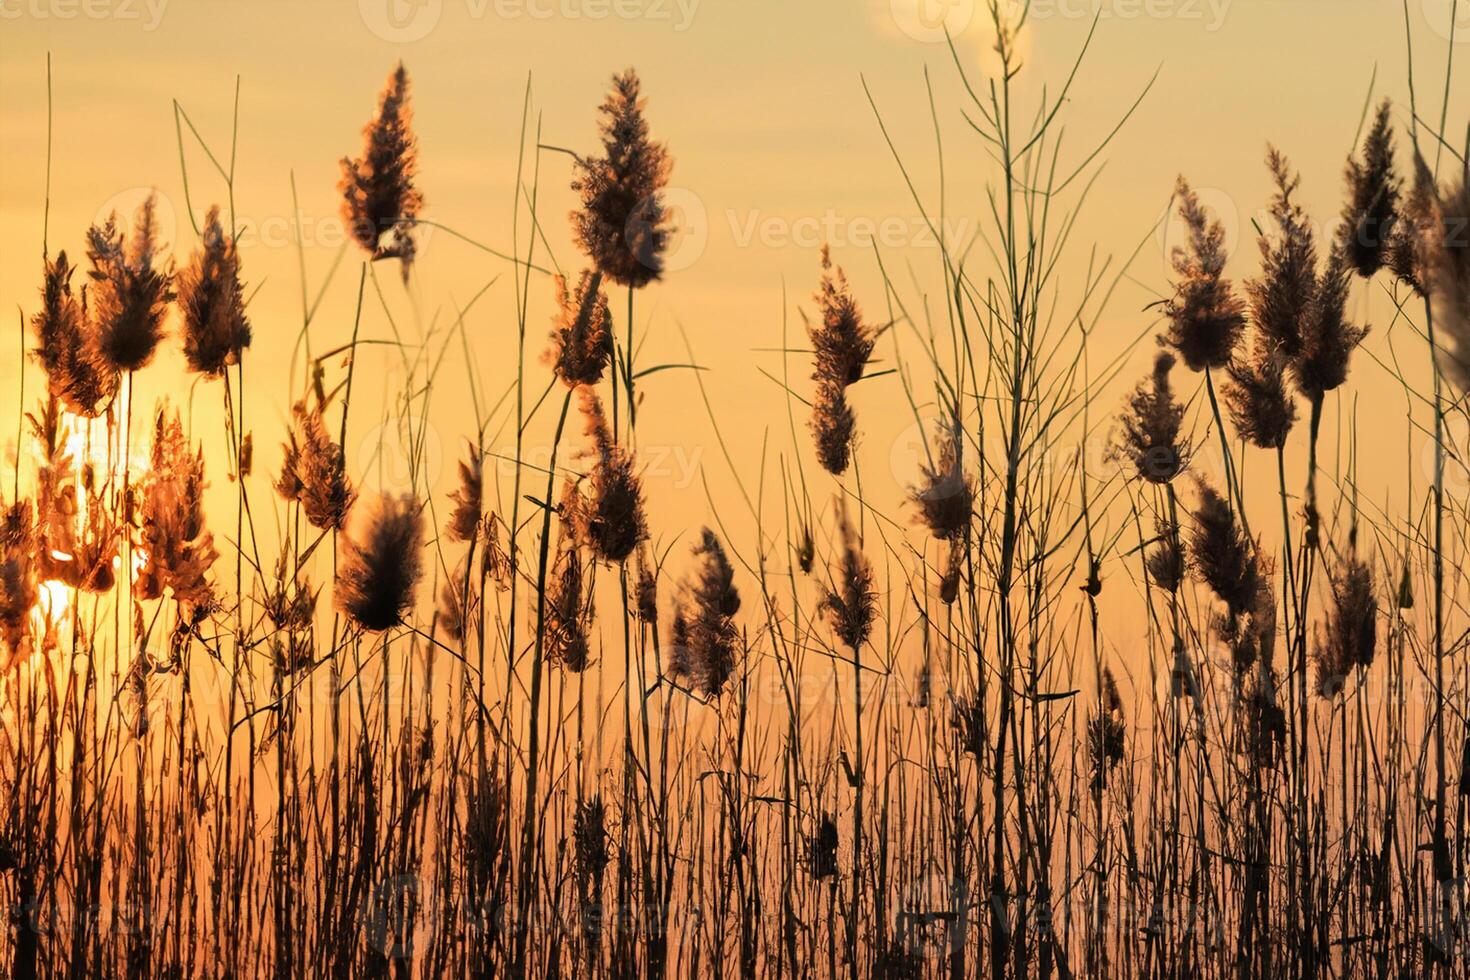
889 0 976 43
359 0 443 42
1422 0 1470 42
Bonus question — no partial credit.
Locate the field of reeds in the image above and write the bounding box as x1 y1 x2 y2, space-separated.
2 4 1469 977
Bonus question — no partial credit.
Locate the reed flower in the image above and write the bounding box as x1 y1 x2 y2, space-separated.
1118 350 1188 483
952 694 985 759
1162 178 1246 371
909 418 974 540
547 270 612 387
1247 148 1317 361
31 251 116 417
446 445 482 543
1146 519 1185 593
1188 481 1260 620
808 247 875 476
808 813 839 879
336 494 424 632
633 546 658 623
177 206 252 377
0 502 36 662
573 389 646 563
666 528 741 697
1243 667 1287 768
436 562 472 644
571 68 672 288
134 405 217 608
340 62 424 281
1224 347 1297 450
86 193 173 373
1087 667 1127 794
1389 153 1437 295
32 401 119 592
811 380 857 476
277 400 356 531
1313 556 1378 698
1340 100 1400 278
574 795 610 884
1429 174 1470 392
546 523 592 673
820 511 876 651
1294 244 1368 401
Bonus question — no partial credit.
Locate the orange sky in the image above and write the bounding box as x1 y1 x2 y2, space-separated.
2 0 1467 654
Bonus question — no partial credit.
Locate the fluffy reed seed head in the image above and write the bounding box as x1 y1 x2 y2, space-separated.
31 251 117 417
547 269 612 388
340 62 424 282
546 513 593 673
807 247 875 476
335 493 425 633
1119 349 1189 484
1087 667 1127 794
1224 346 1297 450
573 389 647 563
446 445 482 544
1294 243 1368 401
1340 100 1401 278
0 501 37 663
177 205 252 377
277 399 356 531
1187 480 1260 620
810 380 857 477
819 509 876 652
909 417 975 540
1313 556 1379 698
1429 174 1470 392
808 813 839 879
1146 518 1185 593
1247 148 1318 361
1388 153 1437 295
571 68 672 288
87 193 174 373
1163 177 1246 372
134 404 217 608
666 528 741 697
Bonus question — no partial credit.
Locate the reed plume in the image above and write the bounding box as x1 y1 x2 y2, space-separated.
1224 348 1297 450
547 270 612 387
808 813 839 879
545 508 592 673
1188 480 1260 621
909 418 974 540
1118 349 1188 483
340 62 423 282
31 250 116 417
571 68 672 288
277 399 356 531
1087 667 1127 794
1247 148 1317 361
572 389 646 563
1163 177 1247 371
31 399 118 592
1313 555 1379 697
177 205 252 377
86 193 173 373
1146 518 1185 593
446 445 482 544
633 546 658 622
0 501 36 663
1294 243 1368 401
1428 174 1470 391
1340 100 1400 278
808 246 874 475
1389 152 1437 294
667 528 741 697
820 511 876 652
134 404 217 608
335 493 424 632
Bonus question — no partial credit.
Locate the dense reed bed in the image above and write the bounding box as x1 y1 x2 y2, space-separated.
1 5 1468 977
